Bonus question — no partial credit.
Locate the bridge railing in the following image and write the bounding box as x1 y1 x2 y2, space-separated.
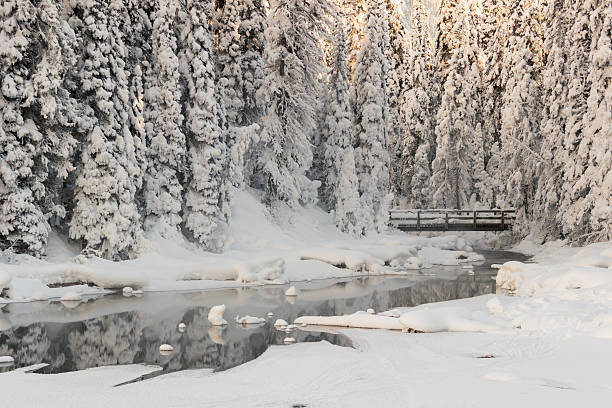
389 209 516 231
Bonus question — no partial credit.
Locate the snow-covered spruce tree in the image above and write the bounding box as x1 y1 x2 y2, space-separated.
215 0 243 127
532 0 573 238
479 0 509 151
69 0 143 259
254 0 331 207
334 148 363 237
410 142 432 208
352 0 390 231
430 0 478 209
144 0 186 238
561 1 611 242
383 0 410 203
321 21 355 213
400 0 434 206
30 0 81 231
0 0 77 255
335 0 367 78
180 0 229 252
498 0 546 232
123 0 151 212
216 0 266 127
483 141 502 207
236 0 266 126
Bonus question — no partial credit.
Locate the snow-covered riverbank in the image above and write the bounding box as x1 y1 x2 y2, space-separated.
1 189 484 303
1 241 611 407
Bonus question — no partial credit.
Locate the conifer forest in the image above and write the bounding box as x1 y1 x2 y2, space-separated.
1 0 610 260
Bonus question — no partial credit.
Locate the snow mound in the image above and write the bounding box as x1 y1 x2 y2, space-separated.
208 305 228 326
295 311 404 330
398 306 498 333
497 243 612 296
285 286 298 296
300 248 382 271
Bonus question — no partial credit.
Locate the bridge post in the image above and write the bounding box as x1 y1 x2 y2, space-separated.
445 212 449 231
501 211 505 230
417 210 421 231
473 210 477 228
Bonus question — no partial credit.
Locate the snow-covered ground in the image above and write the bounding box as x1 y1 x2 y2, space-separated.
1 189 483 303
1 241 611 407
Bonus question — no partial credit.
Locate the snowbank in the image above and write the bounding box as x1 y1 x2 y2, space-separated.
1 189 487 303
497 242 612 295
293 242 612 338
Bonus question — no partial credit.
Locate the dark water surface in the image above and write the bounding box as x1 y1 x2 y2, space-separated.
0 249 528 378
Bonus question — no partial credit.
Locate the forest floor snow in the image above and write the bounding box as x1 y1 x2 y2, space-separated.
1 242 611 407
1 189 483 303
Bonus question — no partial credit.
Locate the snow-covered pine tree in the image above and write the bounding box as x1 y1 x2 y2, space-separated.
321 20 355 214
216 0 266 128
561 0 611 242
483 141 502 207
254 0 331 207
479 0 509 151
410 142 431 208
498 0 546 232
29 0 81 231
181 0 229 252
334 147 363 237
215 0 243 127
430 0 478 209
352 0 390 231
123 0 151 212
383 0 410 203
144 0 186 238
236 0 266 126
0 0 80 255
335 0 367 78
400 0 434 206
69 0 143 259
532 0 573 238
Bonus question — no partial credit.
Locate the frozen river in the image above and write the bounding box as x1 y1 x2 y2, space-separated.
0 250 528 380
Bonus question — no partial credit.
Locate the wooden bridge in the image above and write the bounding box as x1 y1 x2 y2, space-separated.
389 209 516 232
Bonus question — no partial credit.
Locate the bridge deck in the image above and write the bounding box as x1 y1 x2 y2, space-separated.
390 209 516 232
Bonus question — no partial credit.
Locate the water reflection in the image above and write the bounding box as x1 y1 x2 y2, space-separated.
0 250 527 376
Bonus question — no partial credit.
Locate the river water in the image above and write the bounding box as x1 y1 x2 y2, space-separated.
0 249 528 378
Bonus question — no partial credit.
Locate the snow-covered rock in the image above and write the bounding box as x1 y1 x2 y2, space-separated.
274 319 288 327
0 356 15 364
284 286 298 296
122 287 133 296
159 344 174 356
159 344 174 352
283 337 296 344
178 323 186 332
366 308 375 314
208 305 228 326
235 315 266 325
